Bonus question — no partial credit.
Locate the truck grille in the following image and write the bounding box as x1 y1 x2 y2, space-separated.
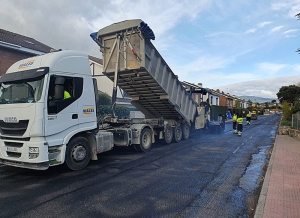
0 120 29 136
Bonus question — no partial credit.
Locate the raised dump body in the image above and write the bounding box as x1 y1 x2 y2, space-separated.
95 19 197 124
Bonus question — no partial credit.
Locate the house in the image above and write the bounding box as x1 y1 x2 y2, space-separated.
0 28 131 106
224 93 234 109
215 90 231 108
206 88 221 106
89 55 132 106
181 81 209 105
0 29 53 76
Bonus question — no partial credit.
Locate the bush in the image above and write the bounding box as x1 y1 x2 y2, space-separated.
98 91 111 105
97 90 140 118
99 105 111 115
281 119 292 126
98 105 134 118
115 106 130 118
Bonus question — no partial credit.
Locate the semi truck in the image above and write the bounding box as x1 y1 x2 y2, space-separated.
0 19 224 170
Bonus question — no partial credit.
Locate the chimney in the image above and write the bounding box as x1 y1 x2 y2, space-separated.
198 83 202 87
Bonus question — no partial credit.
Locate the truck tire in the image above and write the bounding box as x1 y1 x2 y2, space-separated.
164 124 173 144
65 137 91 170
181 124 190 140
173 125 182 142
134 128 152 152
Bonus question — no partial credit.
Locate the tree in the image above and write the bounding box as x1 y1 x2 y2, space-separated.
282 101 293 120
276 85 300 104
271 99 277 103
293 101 300 113
235 100 241 108
264 102 269 109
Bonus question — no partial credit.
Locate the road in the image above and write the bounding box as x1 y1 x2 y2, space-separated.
0 114 281 218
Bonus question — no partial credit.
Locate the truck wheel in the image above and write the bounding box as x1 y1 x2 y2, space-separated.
134 128 152 152
164 124 173 144
65 137 91 170
173 125 182 142
181 124 190 140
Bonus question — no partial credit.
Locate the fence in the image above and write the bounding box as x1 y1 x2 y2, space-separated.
292 113 300 130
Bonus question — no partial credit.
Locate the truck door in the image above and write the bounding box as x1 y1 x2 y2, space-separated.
45 75 83 139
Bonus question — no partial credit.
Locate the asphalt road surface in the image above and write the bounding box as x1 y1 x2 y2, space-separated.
0 114 281 218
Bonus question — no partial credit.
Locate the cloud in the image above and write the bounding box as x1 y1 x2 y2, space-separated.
284 29 299 34
244 21 273 35
293 64 300 71
215 75 300 98
257 21 273 28
257 62 286 75
270 26 284 32
0 0 213 58
284 29 299 37
245 28 257 34
271 0 300 18
172 55 235 83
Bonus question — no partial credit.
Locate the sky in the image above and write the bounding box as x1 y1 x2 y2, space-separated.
1 0 300 100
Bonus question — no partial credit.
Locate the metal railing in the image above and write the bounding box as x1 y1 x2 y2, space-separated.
292 113 300 130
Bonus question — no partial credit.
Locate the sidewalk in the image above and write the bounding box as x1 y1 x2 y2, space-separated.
254 135 300 218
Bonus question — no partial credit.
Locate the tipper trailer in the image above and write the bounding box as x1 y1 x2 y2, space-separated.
0 19 224 170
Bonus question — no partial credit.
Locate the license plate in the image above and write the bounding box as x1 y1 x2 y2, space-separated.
6 147 18 152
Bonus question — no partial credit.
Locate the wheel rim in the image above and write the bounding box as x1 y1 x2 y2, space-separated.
174 126 182 141
182 124 190 139
142 131 151 149
165 125 173 143
72 144 87 161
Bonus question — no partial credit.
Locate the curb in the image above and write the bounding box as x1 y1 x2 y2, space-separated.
253 134 278 218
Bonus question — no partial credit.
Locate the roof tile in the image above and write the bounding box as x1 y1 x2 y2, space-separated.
0 29 53 53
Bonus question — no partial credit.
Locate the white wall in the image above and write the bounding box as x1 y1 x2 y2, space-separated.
209 93 220 105
90 60 130 99
90 61 113 96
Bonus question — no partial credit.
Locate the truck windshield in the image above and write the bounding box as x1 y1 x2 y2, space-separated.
0 76 45 104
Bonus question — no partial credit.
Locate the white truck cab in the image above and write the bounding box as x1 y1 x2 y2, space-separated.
0 50 109 170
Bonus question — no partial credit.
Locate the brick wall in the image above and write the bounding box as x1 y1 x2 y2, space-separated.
219 95 227 106
0 47 33 76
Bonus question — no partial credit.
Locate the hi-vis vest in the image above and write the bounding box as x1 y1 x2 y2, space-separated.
233 115 237 122
246 113 251 117
237 118 243 124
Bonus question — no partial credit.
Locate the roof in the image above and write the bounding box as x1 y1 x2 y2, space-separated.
181 81 210 94
88 55 103 65
0 29 53 54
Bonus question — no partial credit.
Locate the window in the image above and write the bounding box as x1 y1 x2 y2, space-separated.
0 76 44 104
47 75 83 114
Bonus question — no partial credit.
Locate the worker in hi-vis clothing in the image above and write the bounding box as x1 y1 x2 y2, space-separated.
246 111 251 125
64 90 71 99
236 114 244 136
232 113 237 133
